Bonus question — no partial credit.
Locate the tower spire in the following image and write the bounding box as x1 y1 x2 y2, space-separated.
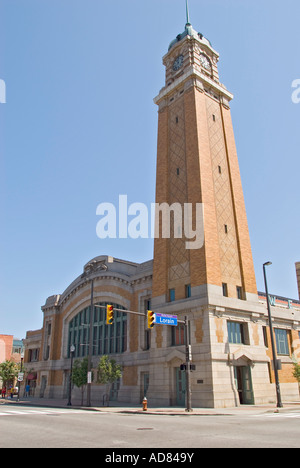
186 0 191 25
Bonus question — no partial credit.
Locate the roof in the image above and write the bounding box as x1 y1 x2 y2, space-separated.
168 23 212 51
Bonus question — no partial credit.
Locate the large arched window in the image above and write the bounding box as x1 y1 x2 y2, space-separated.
68 302 127 358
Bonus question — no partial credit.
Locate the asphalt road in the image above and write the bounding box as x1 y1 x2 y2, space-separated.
1 405 300 449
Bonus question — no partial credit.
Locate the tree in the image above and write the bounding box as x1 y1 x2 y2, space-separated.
97 355 122 406
292 362 300 383
72 357 89 406
0 360 19 388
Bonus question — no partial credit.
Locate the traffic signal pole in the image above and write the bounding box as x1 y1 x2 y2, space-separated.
184 316 192 412
92 304 192 412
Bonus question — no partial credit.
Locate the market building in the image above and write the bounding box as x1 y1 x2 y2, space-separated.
24 16 300 407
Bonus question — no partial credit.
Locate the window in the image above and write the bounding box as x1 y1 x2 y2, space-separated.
68 302 127 358
236 286 243 300
172 324 185 346
222 283 228 297
145 329 151 350
144 299 151 312
29 348 40 362
227 321 246 344
185 284 191 298
169 289 175 302
263 326 268 347
218 165 222 174
275 329 289 356
224 224 228 234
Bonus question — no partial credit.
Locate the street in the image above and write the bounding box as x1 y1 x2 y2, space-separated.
0 405 300 448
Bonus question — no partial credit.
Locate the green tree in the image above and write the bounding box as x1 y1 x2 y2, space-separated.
72 357 89 406
97 355 122 406
292 362 300 383
0 360 19 388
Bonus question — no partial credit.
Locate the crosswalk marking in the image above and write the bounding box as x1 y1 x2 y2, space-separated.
0 408 100 417
252 412 300 419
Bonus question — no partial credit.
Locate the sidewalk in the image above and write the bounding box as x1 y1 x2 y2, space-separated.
2 396 300 416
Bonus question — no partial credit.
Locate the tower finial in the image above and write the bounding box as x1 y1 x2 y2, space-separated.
186 0 191 25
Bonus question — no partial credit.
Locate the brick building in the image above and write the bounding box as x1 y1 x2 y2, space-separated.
24 18 300 407
0 335 14 363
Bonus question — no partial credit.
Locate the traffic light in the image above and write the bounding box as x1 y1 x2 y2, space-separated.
106 304 114 325
147 310 155 329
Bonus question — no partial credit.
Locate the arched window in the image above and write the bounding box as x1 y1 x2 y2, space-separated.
68 302 127 358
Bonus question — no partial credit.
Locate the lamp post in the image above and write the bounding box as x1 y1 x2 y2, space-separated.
82 260 109 407
67 345 75 406
263 262 283 408
87 277 94 407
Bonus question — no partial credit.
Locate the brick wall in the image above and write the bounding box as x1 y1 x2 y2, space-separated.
0 335 13 363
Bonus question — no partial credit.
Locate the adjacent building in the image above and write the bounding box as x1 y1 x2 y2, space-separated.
24 18 300 407
0 335 24 364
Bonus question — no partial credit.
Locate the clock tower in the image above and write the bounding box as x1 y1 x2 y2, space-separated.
152 19 257 306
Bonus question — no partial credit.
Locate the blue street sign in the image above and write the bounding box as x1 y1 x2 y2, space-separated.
155 313 178 326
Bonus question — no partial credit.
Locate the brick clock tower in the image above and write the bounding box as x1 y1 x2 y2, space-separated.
152 19 257 305
149 14 261 407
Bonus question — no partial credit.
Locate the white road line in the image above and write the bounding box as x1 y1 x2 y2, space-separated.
0 408 102 417
253 412 300 418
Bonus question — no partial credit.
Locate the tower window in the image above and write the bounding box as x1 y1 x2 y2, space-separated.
224 224 228 234
213 114 216 122
176 116 179 124
218 165 222 174
176 168 180 176
222 283 228 297
236 286 243 300
185 284 191 298
169 289 175 302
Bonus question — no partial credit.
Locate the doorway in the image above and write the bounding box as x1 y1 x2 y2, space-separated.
234 365 254 405
175 368 186 406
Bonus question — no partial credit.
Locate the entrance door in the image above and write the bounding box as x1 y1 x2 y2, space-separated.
175 368 186 406
234 366 254 405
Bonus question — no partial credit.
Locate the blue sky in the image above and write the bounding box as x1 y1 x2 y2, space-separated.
1 0 300 338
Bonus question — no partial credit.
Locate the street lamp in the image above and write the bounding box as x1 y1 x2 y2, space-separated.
84 261 109 407
87 277 94 407
263 262 283 408
67 345 75 406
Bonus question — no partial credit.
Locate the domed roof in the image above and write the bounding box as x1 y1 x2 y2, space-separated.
168 23 212 51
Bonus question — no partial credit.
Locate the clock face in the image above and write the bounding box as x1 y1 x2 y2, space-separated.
199 54 211 71
173 55 184 72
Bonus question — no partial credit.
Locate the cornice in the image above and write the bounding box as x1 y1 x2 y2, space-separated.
154 65 233 106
